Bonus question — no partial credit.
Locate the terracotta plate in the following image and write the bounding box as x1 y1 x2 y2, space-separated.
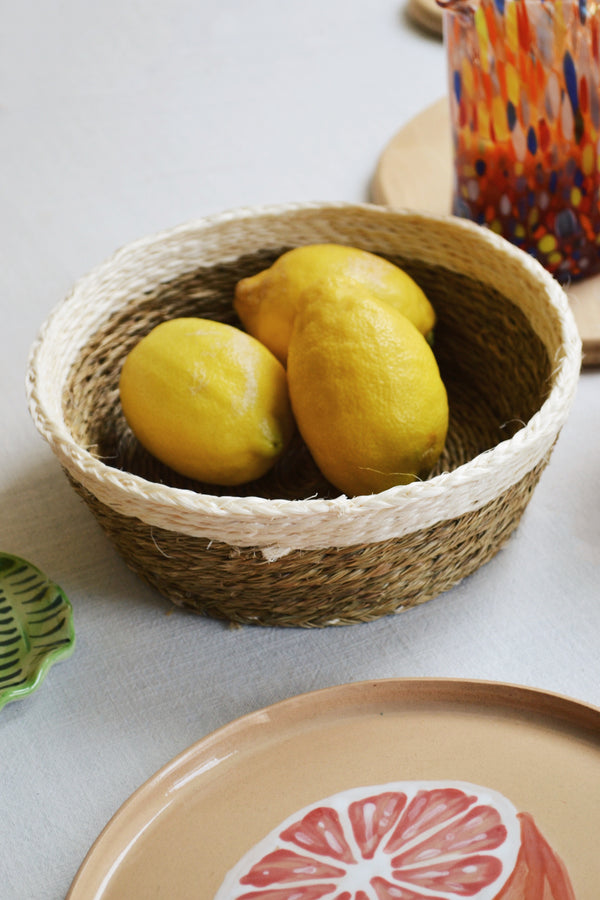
66 678 599 899
372 98 600 366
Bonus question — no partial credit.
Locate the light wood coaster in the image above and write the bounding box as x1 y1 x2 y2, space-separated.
406 0 444 37
372 97 600 366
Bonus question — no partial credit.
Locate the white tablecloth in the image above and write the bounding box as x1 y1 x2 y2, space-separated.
2 2 599 897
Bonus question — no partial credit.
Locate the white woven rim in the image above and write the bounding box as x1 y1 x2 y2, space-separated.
26 202 582 556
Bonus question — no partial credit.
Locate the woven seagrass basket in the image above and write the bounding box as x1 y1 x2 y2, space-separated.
27 202 581 627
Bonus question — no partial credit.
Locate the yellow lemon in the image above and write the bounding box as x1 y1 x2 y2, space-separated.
119 317 294 485
287 295 448 496
234 243 436 364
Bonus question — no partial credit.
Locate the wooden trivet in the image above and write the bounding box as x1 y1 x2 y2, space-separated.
406 0 444 37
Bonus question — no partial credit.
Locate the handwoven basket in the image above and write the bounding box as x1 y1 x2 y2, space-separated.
26 202 581 627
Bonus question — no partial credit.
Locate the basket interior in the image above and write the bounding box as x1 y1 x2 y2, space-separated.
61 248 552 501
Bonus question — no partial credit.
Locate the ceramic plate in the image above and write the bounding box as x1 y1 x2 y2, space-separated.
66 678 599 899
0 552 75 710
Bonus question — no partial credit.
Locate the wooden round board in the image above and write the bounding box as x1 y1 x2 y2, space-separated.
406 0 444 37
372 97 600 366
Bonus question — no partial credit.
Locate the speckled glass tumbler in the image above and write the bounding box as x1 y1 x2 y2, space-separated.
442 0 600 283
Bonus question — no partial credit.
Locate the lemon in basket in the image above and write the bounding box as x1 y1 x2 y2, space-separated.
119 317 295 485
287 294 448 496
234 243 436 364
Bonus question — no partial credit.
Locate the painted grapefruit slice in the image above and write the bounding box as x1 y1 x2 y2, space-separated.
214 781 575 900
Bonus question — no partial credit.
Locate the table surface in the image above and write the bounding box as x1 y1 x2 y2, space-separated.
2 3 599 898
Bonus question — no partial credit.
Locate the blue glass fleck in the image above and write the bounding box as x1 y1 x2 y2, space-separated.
453 70 461 103
555 208 580 238
527 126 538 155
506 101 517 132
563 51 579 113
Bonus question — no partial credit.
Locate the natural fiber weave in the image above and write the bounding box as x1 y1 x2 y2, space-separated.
26 203 582 626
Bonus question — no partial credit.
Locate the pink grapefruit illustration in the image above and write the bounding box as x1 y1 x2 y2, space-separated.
215 781 575 900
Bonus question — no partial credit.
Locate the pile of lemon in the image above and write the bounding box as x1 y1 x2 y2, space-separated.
119 245 449 497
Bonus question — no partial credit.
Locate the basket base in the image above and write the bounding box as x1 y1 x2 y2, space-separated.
67 459 547 627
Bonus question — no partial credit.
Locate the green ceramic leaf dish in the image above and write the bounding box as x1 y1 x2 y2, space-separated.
0 553 75 711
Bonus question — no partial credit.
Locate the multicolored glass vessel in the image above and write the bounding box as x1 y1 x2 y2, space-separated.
442 0 600 282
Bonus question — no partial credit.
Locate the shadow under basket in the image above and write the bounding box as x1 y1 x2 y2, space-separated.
26 203 581 627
